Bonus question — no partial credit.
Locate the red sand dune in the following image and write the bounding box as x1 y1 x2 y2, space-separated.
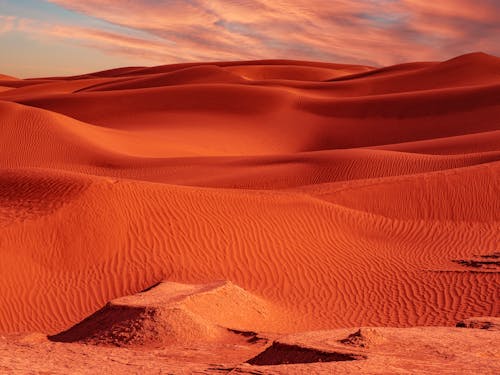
0 52 499 372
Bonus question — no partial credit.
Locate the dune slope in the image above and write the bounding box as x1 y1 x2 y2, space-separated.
0 54 498 338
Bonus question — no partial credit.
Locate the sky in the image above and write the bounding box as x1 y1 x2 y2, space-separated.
1 0 499 78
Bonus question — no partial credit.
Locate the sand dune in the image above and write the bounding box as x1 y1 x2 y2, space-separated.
4 57 498 157
85 59 371 79
0 53 499 372
0 166 497 333
327 52 500 93
2 99 499 188
0 74 17 80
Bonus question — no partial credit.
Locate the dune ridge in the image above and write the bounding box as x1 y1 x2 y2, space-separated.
0 53 498 340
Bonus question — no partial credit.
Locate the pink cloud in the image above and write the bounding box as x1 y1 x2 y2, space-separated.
9 17 255 64
16 1 500 66
0 15 17 34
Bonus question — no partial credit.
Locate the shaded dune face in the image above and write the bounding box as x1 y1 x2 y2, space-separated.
0 53 498 335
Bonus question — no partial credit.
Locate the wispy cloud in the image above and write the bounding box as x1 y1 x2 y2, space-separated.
0 15 17 34
5 0 500 70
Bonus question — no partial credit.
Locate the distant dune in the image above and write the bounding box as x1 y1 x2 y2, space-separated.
0 53 498 373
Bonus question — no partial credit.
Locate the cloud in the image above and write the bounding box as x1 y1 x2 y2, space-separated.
13 0 500 66
0 15 17 34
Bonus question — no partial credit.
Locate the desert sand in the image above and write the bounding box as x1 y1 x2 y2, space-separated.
0 52 498 373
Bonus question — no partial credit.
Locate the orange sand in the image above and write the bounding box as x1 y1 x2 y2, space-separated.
0 53 498 342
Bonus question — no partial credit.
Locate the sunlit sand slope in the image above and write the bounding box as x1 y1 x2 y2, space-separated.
0 53 498 334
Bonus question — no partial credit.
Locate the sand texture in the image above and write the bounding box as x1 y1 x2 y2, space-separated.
0 53 498 373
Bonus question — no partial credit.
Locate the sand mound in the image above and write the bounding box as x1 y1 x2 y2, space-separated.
339 328 386 348
49 281 274 346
